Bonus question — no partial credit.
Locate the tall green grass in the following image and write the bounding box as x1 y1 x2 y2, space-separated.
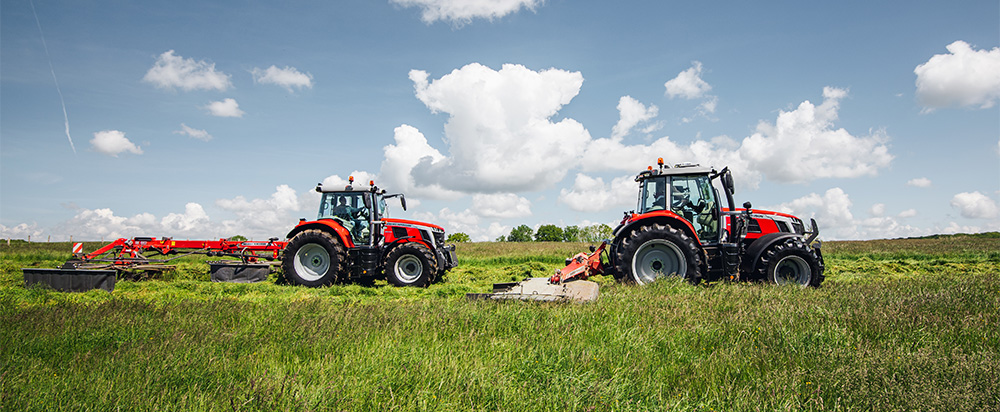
2 236 998 411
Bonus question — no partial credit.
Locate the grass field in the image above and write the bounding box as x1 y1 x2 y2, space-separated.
1 235 998 411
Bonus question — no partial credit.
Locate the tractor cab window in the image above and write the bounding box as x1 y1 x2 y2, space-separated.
638 176 668 213
670 175 719 242
377 196 388 219
318 192 372 244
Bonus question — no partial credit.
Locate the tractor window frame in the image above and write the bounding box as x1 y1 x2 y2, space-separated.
638 176 668 214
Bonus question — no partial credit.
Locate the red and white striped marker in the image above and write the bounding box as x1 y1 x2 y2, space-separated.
72 243 83 254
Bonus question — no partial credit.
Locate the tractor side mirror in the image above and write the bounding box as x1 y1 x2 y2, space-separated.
722 170 735 195
400 195 407 211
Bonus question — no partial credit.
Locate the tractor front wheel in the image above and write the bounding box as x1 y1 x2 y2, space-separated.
384 243 437 287
615 224 702 285
756 237 824 287
282 229 346 287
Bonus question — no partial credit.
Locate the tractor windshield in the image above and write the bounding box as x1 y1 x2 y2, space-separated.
638 175 720 242
318 192 372 244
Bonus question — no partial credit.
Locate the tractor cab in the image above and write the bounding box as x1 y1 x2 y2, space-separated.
635 163 723 244
317 191 373 245
315 177 407 247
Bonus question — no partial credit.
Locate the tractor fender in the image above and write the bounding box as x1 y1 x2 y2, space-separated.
741 232 804 273
285 220 355 249
609 212 701 268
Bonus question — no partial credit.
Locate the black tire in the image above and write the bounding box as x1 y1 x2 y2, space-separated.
755 237 824 287
282 229 346 287
614 223 702 285
384 243 437 287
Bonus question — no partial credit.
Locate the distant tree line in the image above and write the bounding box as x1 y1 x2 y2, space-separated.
499 223 613 242
445 224 613 243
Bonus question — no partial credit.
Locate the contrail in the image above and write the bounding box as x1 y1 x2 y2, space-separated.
29 0 76 155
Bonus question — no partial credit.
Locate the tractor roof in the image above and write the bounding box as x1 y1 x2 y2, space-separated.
634 164 716 181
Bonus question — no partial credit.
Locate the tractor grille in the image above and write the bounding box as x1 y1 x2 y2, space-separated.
791 221 805 234
434 231 445 246
776 221 791 233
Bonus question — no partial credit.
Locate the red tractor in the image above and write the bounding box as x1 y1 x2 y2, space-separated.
476 159 824 302
605 160 824 286
282 177 458 287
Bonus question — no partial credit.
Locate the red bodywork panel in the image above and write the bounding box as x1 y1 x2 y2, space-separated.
722 208 801 240
81 237 287 264
621 210 701 244
381 218 441 248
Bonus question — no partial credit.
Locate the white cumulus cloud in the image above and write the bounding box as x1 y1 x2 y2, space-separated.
90 130 142 157
558 174 637 212
205 98 245 118
161 203 210 232
773 188 856 239
142 50 231 92
664 61 712 99
951 191 999 219
391 0 542 25
380 125 462 200
907 177 932 188
216 185 304 235
174 123 212 141
396 63 590 193
411 207 509 241
915 41 1000 111
251 65 314 92
612 96 660 140
471 193 532 218
739 87 893 183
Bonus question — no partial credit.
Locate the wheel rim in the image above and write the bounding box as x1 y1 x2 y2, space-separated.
293 243 330 282
773 255 810 286
631 239 686 285
394 255 423 283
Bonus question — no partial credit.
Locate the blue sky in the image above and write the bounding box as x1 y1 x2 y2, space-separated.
2 0 998 242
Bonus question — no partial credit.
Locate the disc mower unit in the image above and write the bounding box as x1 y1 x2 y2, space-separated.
468 277 599 302
23 268 117 292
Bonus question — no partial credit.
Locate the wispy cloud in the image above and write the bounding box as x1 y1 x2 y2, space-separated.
143 50 232 91
391 0 543 26
174 124 213 141
204 98 245 118
90 130 143 157
251 66 313 92
29 0 75 155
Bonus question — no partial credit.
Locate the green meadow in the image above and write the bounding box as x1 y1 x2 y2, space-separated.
2 235 998 411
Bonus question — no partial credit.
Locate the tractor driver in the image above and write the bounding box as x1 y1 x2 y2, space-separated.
650 183 667 211
672 184 702 222
331 197 356 220
331 196 369 243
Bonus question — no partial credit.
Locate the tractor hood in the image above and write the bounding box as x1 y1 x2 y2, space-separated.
381 218 446 233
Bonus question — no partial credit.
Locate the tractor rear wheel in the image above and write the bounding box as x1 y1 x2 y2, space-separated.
615 223 702 285
282 229 346 287
384 243 437 287
756 237 824 287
